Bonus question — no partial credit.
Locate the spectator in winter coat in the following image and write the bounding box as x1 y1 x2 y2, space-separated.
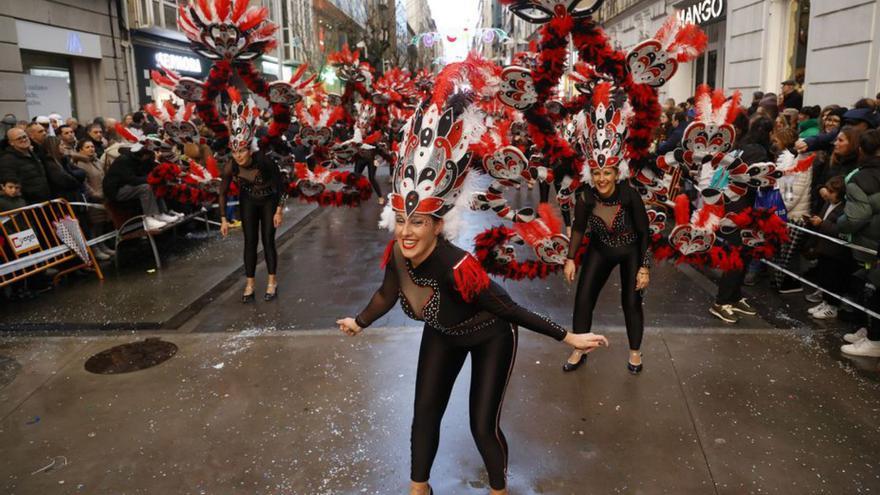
773 126 812 293
86 124 106 157
804 176 852 320
747 91 764 116
103 147 178 231
656 110 688 155
779 79 803 111
797 105 821 139
837 130 880 357
0 128 50 204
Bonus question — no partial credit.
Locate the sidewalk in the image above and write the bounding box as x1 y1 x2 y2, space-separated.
0 203 319 331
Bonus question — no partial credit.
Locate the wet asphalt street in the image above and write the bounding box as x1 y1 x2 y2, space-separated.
1 176 879 494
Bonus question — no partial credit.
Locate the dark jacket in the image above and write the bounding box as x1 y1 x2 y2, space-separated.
657 120 687 155
782 91 803 111
0 148 51 204
809 201 848 259
838 156 880 262
0 194 26 213
102 152 151 201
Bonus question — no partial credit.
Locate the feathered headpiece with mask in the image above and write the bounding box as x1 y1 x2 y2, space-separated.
226 87 260 153
379 57 495 237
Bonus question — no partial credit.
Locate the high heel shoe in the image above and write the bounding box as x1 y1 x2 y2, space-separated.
242 285 255 304
627 353 643 375
562 353 588 372
264 284 278 302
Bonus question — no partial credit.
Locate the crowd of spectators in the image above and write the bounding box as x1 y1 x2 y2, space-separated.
651 81 880 358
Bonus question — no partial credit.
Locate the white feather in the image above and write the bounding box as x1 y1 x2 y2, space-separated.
378 199 395 232
440 170 480 241
696 91 713 124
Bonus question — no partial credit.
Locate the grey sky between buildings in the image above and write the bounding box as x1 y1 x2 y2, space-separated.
426 0 481 62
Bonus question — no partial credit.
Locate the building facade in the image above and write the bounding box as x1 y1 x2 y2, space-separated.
599 0 880 108
0 0 130 122
405 0 438 71
475 0 537 66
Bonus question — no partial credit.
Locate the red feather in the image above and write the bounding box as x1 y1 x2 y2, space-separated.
674 194 690 226
231 0 248 22
163 99 178 120
227 86 242 103
786 154 816 175
380 239 395 269
453 254 490 303
290 63 308 84
205 155 220 177
182 103 194 122
215 0 230 20
238 6 268 32
196 0 212 20
115 123 139 144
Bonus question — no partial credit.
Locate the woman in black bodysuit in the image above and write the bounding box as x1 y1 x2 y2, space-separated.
338 213 607 495
563 165 651 373
219 148 286 302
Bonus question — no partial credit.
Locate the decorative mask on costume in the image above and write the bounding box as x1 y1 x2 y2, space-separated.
150 67 206 104
683 85 740 156
503 0 605 23
575 82 630 181
626 16 708 88
144 100 200 147
391 102 475 218
177 0 277 61
115 124 160 153
226 88 260 153
328 44 373 87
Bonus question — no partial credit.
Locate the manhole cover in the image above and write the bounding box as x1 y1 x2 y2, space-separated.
0 355 22 389
84 338 178 374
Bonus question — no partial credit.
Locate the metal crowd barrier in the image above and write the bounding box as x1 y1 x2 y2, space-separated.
0 199 103 288
760 221 879 319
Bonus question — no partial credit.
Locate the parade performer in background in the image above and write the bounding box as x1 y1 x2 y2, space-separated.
218 89 287 303
336 60 608 495
562 86 652 374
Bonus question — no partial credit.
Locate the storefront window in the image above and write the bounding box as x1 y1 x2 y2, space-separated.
21 51 75 119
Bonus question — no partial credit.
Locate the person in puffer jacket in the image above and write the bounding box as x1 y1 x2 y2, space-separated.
838 130 880 357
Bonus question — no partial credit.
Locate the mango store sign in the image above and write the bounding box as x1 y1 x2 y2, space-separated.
677 0 725 26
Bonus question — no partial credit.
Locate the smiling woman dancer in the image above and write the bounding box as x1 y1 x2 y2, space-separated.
337 61 608 495
562 86 652 374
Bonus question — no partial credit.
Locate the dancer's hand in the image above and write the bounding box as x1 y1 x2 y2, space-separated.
636 267 650 291
563 332 609 352
220 218 229 237
273 210 283 228
563 259 576 284
337 317 362 336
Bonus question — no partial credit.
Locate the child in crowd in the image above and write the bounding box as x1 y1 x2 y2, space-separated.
0 176 25 212
804 176 850 319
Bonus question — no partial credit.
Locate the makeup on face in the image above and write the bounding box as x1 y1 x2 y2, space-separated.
394 213 441 263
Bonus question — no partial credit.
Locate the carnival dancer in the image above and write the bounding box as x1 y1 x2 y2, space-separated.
336 60 608 495
218 89 287 302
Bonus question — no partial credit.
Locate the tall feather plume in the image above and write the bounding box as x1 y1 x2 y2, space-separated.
182 103 194 122
694 84 713 123
231 0 248 22
215 0 230 21
227 86 242 103
163 100 178 120
238 6 268 32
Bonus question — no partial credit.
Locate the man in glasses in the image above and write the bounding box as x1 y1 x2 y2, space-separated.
0 128 51 205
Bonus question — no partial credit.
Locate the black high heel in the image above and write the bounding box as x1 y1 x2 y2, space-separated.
264 284 278 302
562 353 588 372
627 354 643 375
242 285 255 304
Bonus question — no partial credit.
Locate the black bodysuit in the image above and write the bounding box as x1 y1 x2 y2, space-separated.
356 238 566 490
567 182 650 350
219 153 287 277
